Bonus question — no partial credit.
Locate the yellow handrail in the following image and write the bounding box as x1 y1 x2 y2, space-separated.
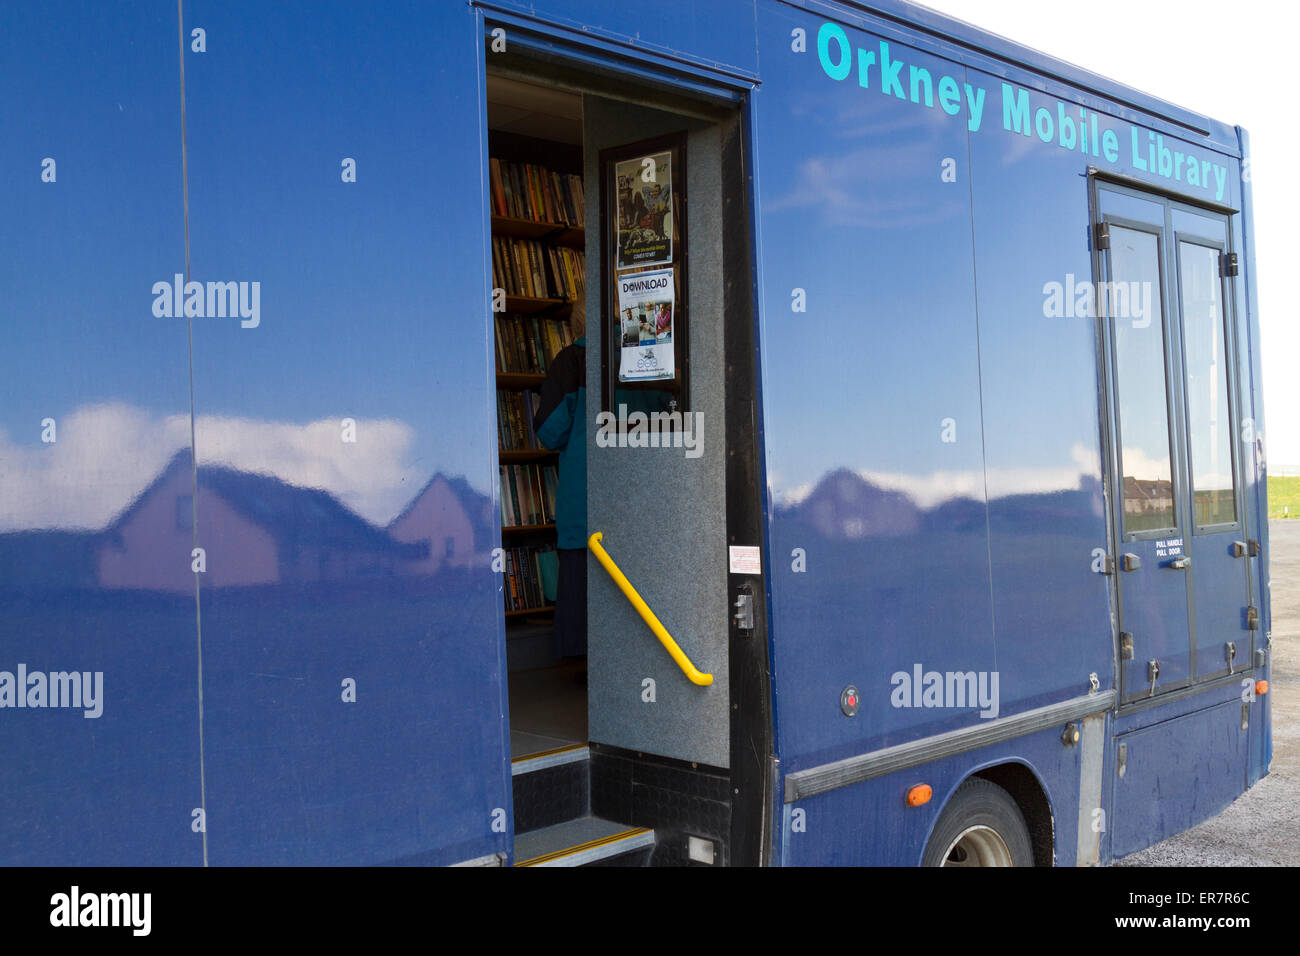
587 532 714 687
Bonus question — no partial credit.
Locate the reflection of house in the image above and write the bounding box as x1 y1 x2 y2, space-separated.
388 474 491 576
1122 476 1174 516
97 451 426 592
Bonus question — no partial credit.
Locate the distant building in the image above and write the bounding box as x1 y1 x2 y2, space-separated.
97 451 426 592
388 473 491 576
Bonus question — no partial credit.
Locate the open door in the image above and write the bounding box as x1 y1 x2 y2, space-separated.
486 46 769 865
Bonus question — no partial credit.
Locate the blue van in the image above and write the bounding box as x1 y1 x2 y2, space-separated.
0 0 1269 866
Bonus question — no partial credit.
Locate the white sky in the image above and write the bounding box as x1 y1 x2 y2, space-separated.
917 0 1298 470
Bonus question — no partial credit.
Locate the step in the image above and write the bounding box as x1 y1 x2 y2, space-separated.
511 743 589 775
513 815 655 867
512 744 590 835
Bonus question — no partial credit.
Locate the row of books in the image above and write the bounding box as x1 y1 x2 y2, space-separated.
500 463 559 527
497 388 542 451
492 236 586 301
495 312 577 375
489 158 585 227
503 544 558 613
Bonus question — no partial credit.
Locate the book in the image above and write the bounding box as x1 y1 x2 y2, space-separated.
491 159 583 227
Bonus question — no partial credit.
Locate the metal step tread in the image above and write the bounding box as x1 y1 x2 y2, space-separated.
511 743 589 776
513 815 654 867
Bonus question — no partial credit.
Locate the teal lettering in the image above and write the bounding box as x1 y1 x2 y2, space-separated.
817 22 852 81
1003 83 1032 136
879 41 905 99
909 65 933 107
1057 102 1077 150
937 75 961 115
1035 106 1053 143
1157 135 1173 176
1131 126 1148 171
964 83 985 132
1102 128 1119 162
857 47 875 87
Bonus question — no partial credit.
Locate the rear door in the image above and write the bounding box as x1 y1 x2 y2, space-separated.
175 1 513 865
1095 187 1193 702
1171 207 1255 681
1094 181 1253 703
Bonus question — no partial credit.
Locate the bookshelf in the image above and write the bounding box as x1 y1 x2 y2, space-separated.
490 138 586 619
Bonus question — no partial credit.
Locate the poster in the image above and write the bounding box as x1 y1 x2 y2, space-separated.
617 268 675 382
615 151 673 270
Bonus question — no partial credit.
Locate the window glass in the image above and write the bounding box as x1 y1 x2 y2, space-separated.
1179 241 1237 525
1110 226 1177 533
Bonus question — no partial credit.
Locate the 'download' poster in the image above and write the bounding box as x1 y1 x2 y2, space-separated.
617 268 675 382
615 151 673 270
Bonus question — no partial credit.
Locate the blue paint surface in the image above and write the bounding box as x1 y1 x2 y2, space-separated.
0 0 1266 865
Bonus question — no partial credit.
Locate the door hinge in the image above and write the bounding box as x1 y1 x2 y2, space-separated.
732 583 754 633
1117 741 1127 777
1232 539 1259 559
1221 252 1239 277
1094 222 1110 250
1246 606 1259 631
1119 632 1134 660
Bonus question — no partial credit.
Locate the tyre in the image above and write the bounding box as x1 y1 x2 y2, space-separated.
921 777 1034 867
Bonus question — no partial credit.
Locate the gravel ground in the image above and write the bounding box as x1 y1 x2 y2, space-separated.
1115 519 1300 866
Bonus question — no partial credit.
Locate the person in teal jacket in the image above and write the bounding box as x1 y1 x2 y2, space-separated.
533 304 588 660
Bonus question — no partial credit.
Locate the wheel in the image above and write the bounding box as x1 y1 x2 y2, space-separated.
921 777 1034 867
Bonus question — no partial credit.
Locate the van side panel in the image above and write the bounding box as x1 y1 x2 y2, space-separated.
0 0 514 866
180 0 512 866
0 0 203 866
753 6 997 775
753 2 1257 864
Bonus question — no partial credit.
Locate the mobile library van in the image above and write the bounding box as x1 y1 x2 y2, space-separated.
1 0 1270 866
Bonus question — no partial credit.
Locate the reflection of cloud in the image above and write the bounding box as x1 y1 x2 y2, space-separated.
0 402 420 532
994 127 1041 168
776 443 1101 509
1117 444 1172 484
194 414 415 528
765 98 967 229
766 146 966 228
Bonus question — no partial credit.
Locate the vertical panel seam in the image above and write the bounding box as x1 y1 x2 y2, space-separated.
177 0 208 868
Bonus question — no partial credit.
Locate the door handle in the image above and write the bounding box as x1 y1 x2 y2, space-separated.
1167 555 1190 570
1121 553 1141 572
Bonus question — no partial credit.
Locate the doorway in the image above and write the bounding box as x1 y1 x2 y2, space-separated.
485 54 770 864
